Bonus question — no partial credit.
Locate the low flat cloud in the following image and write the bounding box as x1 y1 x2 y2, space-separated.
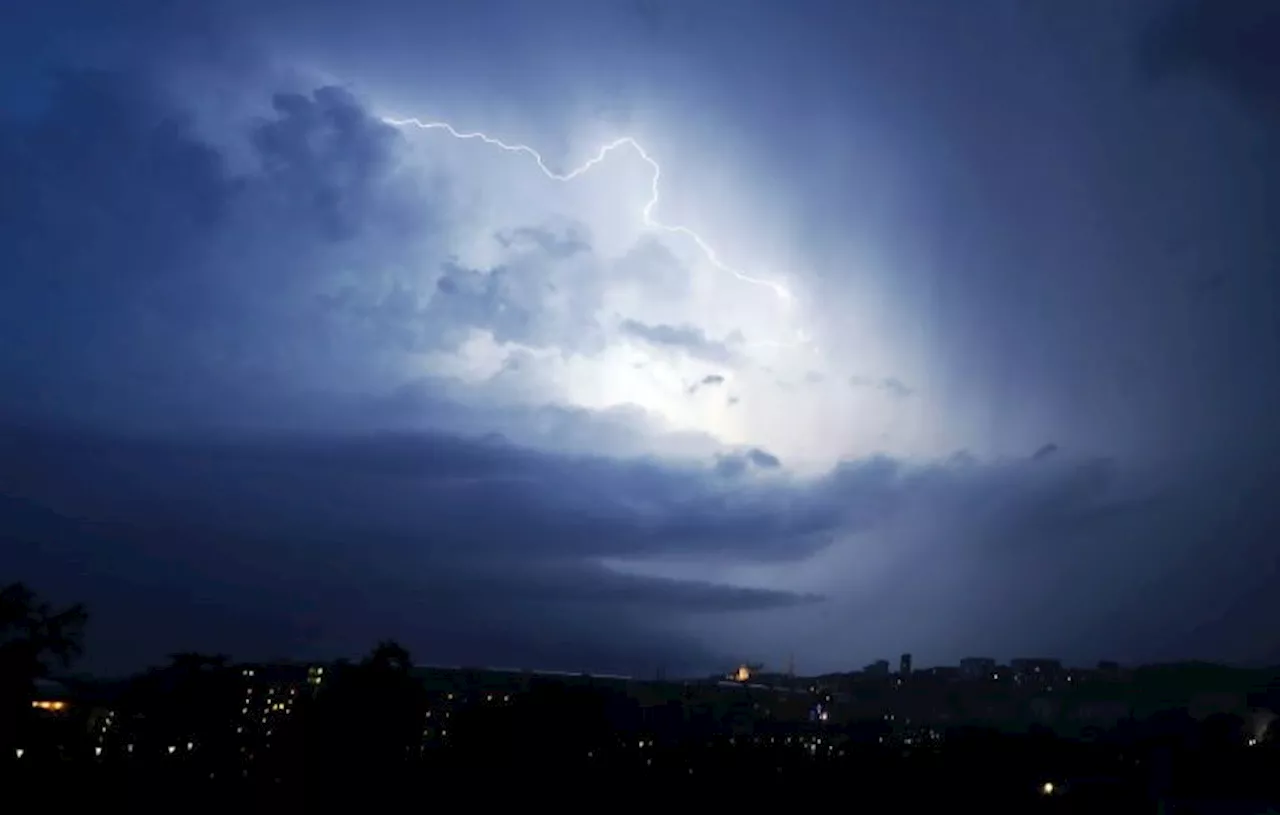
0 421 823 675
6 411 1280 673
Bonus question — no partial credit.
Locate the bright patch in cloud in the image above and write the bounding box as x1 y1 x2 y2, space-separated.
388 112 927 467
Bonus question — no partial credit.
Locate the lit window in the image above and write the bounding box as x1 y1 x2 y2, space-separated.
15 749 24 759
95 747 102 756
168 746 176 754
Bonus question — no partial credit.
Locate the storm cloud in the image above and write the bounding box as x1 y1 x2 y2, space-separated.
4 0 1280 677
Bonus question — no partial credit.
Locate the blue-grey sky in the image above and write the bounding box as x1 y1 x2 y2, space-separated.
2 0 1279 676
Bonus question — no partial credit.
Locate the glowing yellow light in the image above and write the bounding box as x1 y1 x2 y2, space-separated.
31 700 67 711
1041 782 1055 795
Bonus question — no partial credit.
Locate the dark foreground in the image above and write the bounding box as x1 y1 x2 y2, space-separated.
5 732 1276 814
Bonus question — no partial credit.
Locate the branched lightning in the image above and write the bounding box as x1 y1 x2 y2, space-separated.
383 116 793 303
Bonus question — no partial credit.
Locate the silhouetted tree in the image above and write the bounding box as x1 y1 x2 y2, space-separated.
0 582 88 676
364 640 412 673
305 639 427 802
0 582 88 754
118 651 240 766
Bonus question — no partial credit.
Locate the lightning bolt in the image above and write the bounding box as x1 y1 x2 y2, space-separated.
382 116 794 304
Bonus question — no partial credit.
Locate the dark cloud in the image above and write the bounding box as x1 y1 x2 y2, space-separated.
363 380 726 460
0 60 788 673
251 86 404 241
31 405 1259 675
495 224 591 258
425 257 608 351
687 373 726 395
714 446 783 478
0 421 821 675
0 68 444 430
8 413 1280 672
849 375 914 399
0 423 836 565
0 64 626 437
619 318 736 364
748 448 781 469
8 0 1280 676
778 451 1280 668
1032 443 1059 462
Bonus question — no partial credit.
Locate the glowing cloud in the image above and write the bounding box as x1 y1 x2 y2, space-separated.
379 112 924 468
383 115 794 303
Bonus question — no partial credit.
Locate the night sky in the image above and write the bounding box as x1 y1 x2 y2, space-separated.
2 0 1279 677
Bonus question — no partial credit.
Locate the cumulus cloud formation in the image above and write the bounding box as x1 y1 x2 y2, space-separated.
0 63 801 671
0 72 435 428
